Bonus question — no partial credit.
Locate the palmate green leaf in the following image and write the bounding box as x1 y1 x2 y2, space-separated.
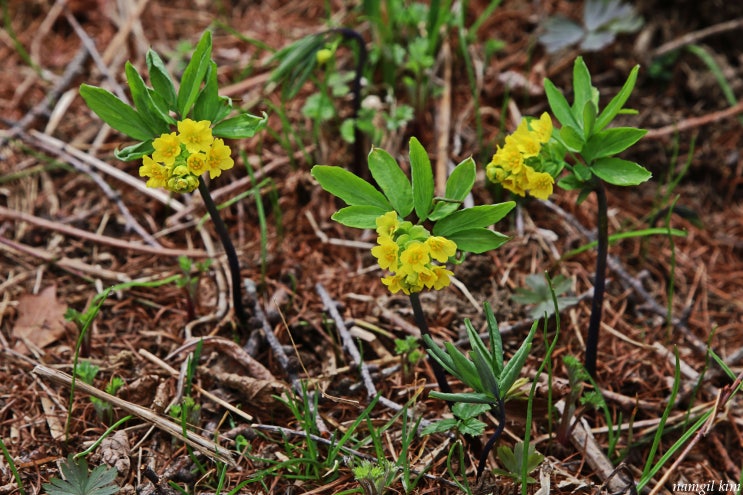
582 127 647 162
43 455 119 495
79 85 154 141
408 137 434 220
311 165 391 210
124 62 171 135
447 228 510 254
331 205 389 229
211 112 267 139
433 202 515 237
114 139 154 161
595 64 640 132
368 147 414 217
146 49 177 110
177 30 212 118
428 157 476 221
592 157 652 186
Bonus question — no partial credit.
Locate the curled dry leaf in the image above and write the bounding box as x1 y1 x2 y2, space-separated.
213 371 288 409
167 336 275 381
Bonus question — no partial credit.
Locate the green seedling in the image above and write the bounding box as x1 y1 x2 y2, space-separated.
74 361 124 425
175 255 213 322
511 273 579 320
351 458 396 495
421 402 490 438
493 441 544 484
394 336 423 382
423 302 538 479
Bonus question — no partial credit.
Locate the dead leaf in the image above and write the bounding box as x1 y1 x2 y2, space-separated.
12 285 69 353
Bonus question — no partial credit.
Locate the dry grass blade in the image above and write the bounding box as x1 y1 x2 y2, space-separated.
32 365 235 466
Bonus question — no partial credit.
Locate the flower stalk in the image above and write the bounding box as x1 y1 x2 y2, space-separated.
584 180 608 377
409 293 451 396
197 178 249 332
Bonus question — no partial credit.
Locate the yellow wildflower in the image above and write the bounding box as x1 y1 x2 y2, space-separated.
375 211 399 239
529 112 553 143
492 144 524 174
205 138 234 179
187 152 208 176
426 236 457 263
139 156 169 189
178 119 213 154
381 273 405 294
508 124 540 158
398 241 430 277
430 265 454 290
525 168 554 200
371 236 399 270
152 132 181 166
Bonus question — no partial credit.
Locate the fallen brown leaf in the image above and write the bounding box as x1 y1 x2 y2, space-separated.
12 285 69 353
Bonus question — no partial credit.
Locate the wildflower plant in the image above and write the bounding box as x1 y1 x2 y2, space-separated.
79 31 267 332
487 56 651 376
312 137 514 394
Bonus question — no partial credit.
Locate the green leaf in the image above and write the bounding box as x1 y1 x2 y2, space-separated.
43 455 119 495
311 165 391 210
146 49 177 109
572 57 593 120
471 347 500 399
556 172 587 191
193 61 221 122
212 112 267 139
428 157 476 221
368 147 414 217
177 30 212 117
484 302 503 374
558 125 585 152
582 100 597 138
79 84 154 141
583 127 647 162
422 335 458 376
408 137 434 220
428 391 495 404
499 321 538 396
433 202 515 237
331 205 389 229
114 140 154 161
444 341 480 388
544 77 580 129
453 402 491 420
592 157 652 186
124 61 170 135
595 64 640 132
421 418 459 435
446 228 510 254
458 416 488 437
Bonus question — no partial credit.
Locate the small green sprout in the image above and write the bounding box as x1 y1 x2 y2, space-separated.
493 441 544 484
351 458 396 495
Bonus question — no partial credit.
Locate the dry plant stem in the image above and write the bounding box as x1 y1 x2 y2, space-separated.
585 181 608 377
198 178 248 334
32 365 234 465
409 293 451 395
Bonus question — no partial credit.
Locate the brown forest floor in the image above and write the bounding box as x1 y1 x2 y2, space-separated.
1 0 743 494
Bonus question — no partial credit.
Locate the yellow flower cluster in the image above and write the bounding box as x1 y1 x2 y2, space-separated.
371 211 457 294
139 119 234 193
485 112 555 200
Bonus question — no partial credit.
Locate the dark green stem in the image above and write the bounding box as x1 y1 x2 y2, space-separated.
409 293 451 395
198 178 248 333
585 181 608 377
476 398 506 480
